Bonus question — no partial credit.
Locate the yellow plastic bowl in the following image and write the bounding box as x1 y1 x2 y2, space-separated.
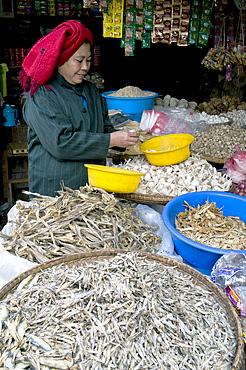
84 164 145 193
140 133 194 166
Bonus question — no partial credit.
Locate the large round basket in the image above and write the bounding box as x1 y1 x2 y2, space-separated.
0 250 244 369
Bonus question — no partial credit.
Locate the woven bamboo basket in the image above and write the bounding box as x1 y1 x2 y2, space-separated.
115 192 173 204
114 189 233 205
0 250 244 369
191 150 229 164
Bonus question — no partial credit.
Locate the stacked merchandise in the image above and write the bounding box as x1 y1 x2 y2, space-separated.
102 0 124 38
100 0 192 55
151 0 191 45
201 1 246 80
16 0 33 14
4 48 30 67
187 0 212 47
15 0 83 16
215 11 235 81
100 0 212 56
122 0 154 55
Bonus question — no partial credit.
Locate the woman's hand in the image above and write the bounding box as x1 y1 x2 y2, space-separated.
109 129 139 148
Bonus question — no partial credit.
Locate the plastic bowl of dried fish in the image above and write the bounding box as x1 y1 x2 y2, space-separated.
84 164 145 193
140 133 194 166
162 191 246 276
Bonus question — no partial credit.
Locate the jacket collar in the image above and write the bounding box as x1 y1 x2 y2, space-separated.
55 72 85 95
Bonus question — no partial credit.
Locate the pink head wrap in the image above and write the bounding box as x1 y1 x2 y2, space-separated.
19 20 93 96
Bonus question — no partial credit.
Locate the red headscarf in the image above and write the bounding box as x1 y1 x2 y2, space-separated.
19 20 93 96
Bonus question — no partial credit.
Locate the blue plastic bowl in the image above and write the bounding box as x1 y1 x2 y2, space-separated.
102 90 158 122
162 191 246 276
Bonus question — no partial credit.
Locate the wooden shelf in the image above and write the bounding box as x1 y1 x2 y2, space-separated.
1 146 28 206
8 178 28 184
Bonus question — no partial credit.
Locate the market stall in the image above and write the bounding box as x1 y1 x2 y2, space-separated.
1 0 246 367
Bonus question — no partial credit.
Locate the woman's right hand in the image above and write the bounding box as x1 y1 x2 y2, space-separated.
109 129 139 148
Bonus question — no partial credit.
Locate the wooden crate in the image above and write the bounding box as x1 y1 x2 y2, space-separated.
11 125 28 143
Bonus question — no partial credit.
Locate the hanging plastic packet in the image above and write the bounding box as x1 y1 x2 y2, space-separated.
197 0 212 47
123 7 136 55
135 11 144 40
141 31 151 48
99 0 109 12
225 12 235 81
188 0 200 46
124 40 135 56
144 0 154 31
103 0 124 38
124 25 135 41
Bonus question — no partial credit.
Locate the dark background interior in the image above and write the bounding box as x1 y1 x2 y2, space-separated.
100 38 214 103
0 12 219 106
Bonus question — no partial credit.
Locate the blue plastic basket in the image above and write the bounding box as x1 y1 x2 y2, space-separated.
102 91 158 122
162 191 246 276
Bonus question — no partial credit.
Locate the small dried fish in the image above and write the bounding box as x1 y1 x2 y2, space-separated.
0 186 161 263
176 200 246 249
0 253 238 369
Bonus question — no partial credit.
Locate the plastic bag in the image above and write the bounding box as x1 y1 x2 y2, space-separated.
224 145 246 183
0 251 36 289
211 252 246 342
140 110 169 133
0 200 38 289
140 107 209 135
133 204 183 262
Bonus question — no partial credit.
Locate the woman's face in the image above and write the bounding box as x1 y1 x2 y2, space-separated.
58 42 92 85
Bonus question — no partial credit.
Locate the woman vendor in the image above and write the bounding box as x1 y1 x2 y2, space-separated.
19 20 139 197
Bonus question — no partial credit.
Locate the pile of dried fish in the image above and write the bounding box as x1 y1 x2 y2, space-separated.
176 200 246 249
112 154 232 196
0 253 238 369
0 185 161 264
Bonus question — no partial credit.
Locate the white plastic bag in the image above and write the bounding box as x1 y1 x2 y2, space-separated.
0 200 37 289
0 251 36 289
140 107 209 135
133 204 183 262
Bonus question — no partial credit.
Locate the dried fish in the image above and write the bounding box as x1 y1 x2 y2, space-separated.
176 200 246 249
0 253 238 369
0 186 161 264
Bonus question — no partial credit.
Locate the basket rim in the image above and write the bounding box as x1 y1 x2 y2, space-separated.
115 192 173 204
191 150 229 164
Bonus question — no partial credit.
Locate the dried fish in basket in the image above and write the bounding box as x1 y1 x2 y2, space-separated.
0 185 161 264
0 250 244 370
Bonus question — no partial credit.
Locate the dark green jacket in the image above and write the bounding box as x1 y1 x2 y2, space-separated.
23 72 115 196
